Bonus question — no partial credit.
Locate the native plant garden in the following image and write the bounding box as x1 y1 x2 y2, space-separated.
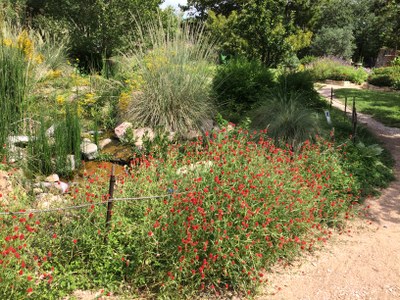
0 0 398 298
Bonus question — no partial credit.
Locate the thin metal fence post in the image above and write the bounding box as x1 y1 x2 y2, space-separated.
104 165 116 243
344 96 348 119
352 97 357 142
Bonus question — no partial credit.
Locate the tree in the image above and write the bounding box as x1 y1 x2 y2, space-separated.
181 0 247 19
311 26 356 60
377 0 400 50
26 0 162 69
207 0 313 66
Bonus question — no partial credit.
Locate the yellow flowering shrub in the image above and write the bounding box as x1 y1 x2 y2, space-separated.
56 95 66 105
71 73 90 86
46 69 63 79
17 30 34 60
118 91 131 114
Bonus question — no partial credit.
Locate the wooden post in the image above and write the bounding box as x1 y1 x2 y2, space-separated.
104 165 116 243
352 97 357 142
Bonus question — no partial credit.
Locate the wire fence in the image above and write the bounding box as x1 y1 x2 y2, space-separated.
0 193 187 216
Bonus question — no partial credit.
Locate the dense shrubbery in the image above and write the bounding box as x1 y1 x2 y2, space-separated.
367 66 400 90
213 57 275 123
276 71 324 109
309 57 368 84
0 129 366 298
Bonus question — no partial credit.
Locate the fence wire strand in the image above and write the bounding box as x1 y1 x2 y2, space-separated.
0 191 190 216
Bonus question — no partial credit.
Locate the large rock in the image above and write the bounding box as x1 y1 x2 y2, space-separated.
0 170 12 204
8 144 27 163
34 181 69 194
114 122 133 140
81 140 98 160
98 138 112 150
183 130 201 140
53 181 69 193
45 174 60 183
46 125 55 137
176 160 213 175
7 135 30 145
35 193 65 210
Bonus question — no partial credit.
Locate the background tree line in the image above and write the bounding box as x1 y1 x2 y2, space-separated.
1 0 398 69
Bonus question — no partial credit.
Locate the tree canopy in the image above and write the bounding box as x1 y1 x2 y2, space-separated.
2 0 398 67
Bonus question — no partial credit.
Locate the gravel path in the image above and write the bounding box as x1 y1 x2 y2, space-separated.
259 83 400 300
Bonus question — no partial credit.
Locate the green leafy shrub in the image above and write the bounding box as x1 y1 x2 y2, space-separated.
310 57 368 84
115 16 216 135
276 71 324 109
299 55 317 65
213 57 275 123
367 66 400 90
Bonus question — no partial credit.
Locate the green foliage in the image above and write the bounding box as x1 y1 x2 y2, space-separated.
312 27 356 60
251 90 318 148
0 0 27 24
300 55 318 65
0 130 369 298
212 57 275 123
392 56 400 67
334 88 400 127
206 0 313 67
28 103 81 177
310 57 368 84
0 21 31 157
116 16 216 135
368 66 400 90
317 107 394 197
277 71 324 109
28 0 162 70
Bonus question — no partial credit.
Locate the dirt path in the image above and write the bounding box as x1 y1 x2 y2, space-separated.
258 84 400 300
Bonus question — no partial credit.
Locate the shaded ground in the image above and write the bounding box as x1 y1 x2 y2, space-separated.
258 83 400 300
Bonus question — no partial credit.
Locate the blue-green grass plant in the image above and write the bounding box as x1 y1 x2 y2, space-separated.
118 15 217 135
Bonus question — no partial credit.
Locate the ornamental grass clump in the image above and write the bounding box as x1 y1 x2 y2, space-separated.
251 90 319 148
116 16 217 135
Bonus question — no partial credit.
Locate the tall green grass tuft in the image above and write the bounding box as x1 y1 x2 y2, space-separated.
28 103 81 177
0 18 69 159
116 16 217 135
251 89 318 148
0 26 28 157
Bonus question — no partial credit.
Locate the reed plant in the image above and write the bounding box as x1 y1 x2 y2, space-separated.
28 103 81 177
0 26 29 158
251 89 318 148
0 18 69 160
117 16 217 135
